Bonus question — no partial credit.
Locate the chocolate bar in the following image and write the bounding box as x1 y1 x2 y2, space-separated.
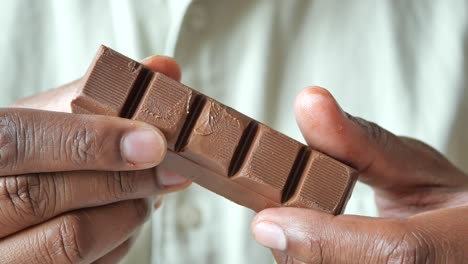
71 46 358 214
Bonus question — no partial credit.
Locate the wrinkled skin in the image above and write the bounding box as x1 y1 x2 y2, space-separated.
251 88 468 263
0 57 191 263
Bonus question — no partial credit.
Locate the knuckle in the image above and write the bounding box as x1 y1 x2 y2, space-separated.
45 214 87 263
103 169 157 202
386 229 434 264
346 114 391 148
0 174 55 220
0 110 110 170
362 121 389 147
101 171 139 202
32 228 55 263
0 111 33 172
307 238 325 264
366 121 388 145
106 171 139 199
66 125 101 165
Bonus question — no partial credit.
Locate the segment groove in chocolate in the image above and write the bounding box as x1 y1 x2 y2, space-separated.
174 94 207 152
250 130 301 190
281 146 310 203
232 126 303 202
131 73 199 150
228 121 259 177
180 99 253 176
71 46 358 215
120 68 154 118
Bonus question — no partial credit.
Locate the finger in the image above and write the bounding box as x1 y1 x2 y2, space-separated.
252 207 412 264
0 168 190 237
92 239 133 264
0 199 152 264
272 250 307 264
156 166 191 193
253 206 468 263
93 223 148 264
294 87 467 190
93 238 134 264
0 108 167 175
141 55 181 81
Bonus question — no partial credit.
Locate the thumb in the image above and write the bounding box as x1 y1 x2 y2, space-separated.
294 87 466 191
253 206 468 263
252 207 412 263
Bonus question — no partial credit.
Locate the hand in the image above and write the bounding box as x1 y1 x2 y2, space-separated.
1 56 190 263
251 87 468 263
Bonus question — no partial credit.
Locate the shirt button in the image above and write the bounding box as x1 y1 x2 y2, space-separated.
177 203 202 229
186 2 207 32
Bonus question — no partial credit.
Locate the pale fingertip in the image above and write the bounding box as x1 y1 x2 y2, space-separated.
294 86 344 121
121 127 167 167
157 167 189 187
140 55 181 81
294 86 349 154
252 221 287 251
141 55 171 65
141 55 157 62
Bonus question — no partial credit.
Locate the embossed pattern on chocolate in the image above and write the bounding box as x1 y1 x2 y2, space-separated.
72 46 358 214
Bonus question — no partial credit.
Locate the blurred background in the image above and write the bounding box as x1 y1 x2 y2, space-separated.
1 0 467 263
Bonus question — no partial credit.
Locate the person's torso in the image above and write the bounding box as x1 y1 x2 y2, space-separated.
1 1 467 263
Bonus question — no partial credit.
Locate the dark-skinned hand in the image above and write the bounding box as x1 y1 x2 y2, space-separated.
1 56 191 263
251 87 468 263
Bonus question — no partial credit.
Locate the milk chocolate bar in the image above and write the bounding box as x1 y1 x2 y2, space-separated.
71 46 358 214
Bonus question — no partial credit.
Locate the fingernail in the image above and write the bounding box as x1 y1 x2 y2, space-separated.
121 128 166 166
158 168 188 186
252 221 287 251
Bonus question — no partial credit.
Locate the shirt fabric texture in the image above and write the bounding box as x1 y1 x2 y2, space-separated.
1 1 467 263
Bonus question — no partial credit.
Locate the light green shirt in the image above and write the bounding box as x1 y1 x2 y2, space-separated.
2 0 467 263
